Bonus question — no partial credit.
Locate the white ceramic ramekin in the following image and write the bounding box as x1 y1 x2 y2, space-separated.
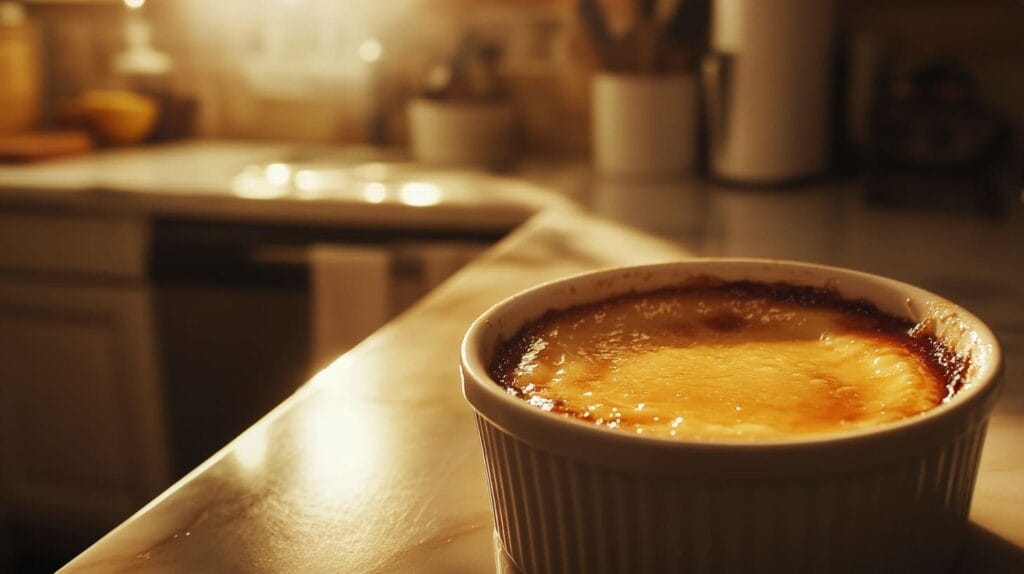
461 259 1002 573
408 98 517 169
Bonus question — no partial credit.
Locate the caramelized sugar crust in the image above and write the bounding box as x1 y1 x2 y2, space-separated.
489 282 967 440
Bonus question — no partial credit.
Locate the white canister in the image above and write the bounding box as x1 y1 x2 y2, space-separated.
703 0 837 184
591 73 699 178
408 98 517 169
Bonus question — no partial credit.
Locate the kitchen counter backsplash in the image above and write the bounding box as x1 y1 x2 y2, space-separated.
21 1 1023 166
25 0 589 155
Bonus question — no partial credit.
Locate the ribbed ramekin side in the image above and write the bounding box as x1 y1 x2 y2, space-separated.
475 415 990 574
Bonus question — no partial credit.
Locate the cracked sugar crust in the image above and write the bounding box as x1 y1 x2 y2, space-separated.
490 282 964 440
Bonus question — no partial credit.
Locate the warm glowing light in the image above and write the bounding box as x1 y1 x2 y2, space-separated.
358 39 382 63
265 163 291 187
234 425 269 471
124 0 145 9
294 169 321 193
233 180 289 199
232 166 289 199
399 182 442 207
295 394 386 507
362 182 387 204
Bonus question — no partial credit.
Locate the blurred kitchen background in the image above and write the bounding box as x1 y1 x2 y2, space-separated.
6 0 1020 162
0 0 1021 571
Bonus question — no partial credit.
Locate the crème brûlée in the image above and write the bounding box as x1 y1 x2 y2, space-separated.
489 282 968 440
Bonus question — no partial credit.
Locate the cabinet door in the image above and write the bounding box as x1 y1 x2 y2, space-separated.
0 280 168 527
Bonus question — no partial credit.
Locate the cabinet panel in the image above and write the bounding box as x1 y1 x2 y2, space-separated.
0 211 148 278
0 280 167 525
1 308 127 486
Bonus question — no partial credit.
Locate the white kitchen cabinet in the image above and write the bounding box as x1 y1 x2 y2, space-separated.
0 210 148 277
0 210 168 530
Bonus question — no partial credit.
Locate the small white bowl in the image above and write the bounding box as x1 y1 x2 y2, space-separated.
408 98 517 169
462 259 1002 573
591 72 699 178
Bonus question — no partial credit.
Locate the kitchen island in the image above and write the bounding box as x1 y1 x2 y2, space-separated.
61 209 694 572
62 200 1024 571
0 141 1019 572
0 141 567 566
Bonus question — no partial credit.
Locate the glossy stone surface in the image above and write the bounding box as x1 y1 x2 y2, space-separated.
61 210 689 572
2 145 1012 572
63 203 1024 572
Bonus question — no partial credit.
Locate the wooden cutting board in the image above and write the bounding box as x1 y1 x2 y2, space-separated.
0 131 94 163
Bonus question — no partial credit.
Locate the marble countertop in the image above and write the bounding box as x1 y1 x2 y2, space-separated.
61 209 692 572
10 141 1017 571
0 141 565 232
61 188 1024 572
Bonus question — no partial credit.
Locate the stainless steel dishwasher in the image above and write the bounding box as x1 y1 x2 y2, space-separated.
150 218 496 477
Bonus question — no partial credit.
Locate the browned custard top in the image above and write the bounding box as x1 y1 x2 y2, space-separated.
489 282 967 440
